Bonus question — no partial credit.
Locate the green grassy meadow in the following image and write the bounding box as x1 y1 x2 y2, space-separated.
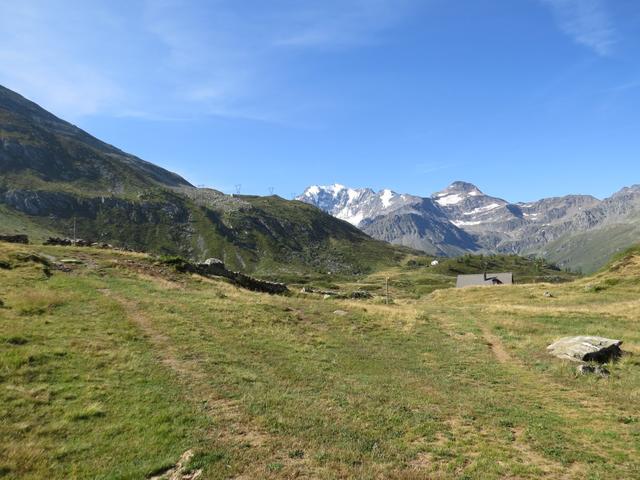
1 242 639 479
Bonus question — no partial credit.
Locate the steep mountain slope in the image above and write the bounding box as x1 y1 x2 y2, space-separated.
0 85 411 274
0 85 190 194
299 181 640 272
359 198 478 255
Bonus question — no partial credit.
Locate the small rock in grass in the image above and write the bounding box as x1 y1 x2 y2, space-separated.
333 310 348 316
577 364 610 377
59 258 83 264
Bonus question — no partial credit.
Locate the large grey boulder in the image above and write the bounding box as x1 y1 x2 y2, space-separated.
547 336 622 363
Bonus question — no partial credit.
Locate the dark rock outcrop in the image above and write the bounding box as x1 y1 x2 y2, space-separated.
44 237 90 246
0 234 28 244
350 290 373 299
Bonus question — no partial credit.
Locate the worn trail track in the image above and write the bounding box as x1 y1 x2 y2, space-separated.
100 289 286 479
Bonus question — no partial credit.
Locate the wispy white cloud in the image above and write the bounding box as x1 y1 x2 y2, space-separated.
0 1 125 119
541 0 617 56
112 109 190 122
271 1 413 48
0 0 417 122
143 0 417 123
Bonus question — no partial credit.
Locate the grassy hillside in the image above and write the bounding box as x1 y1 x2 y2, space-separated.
319 253 578 301
0 191 413 275
0 205 59 242
423 253 574 281
1 84 413 275
2 241 638 479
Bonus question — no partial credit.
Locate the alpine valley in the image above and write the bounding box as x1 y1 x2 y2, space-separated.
1 82 638 275
298 181 640 272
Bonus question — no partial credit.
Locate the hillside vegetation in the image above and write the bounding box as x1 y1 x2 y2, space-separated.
0 85 413 275
314 253 578 301
1 241 639 479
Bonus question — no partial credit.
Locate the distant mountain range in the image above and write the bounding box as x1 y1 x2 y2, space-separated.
298 181 640 272
0 84 409 275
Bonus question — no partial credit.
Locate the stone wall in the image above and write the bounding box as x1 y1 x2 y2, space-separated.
169 257 288 295
0 234 29 244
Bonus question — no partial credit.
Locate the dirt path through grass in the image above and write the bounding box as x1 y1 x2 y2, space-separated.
101 289 280 476
479 324 511 364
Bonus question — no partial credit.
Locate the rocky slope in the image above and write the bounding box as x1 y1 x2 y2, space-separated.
0 84 411 275
299 181 640 272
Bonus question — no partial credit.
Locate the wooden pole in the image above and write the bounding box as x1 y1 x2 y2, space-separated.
385 277 389 305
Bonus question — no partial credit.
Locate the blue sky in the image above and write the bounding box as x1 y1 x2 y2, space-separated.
0 0 638 201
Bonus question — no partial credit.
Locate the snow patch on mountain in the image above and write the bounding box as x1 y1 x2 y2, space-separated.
463 203 501 216
435 193 463 206
381 189 395 207
339 210 364 225
452 220 483 227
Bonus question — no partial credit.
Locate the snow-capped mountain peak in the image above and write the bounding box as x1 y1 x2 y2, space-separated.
297 184 415 226
431 181 511 222
432 181 484 206
302 183 348 198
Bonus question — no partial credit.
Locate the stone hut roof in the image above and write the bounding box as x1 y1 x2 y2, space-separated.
456 272 513 288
